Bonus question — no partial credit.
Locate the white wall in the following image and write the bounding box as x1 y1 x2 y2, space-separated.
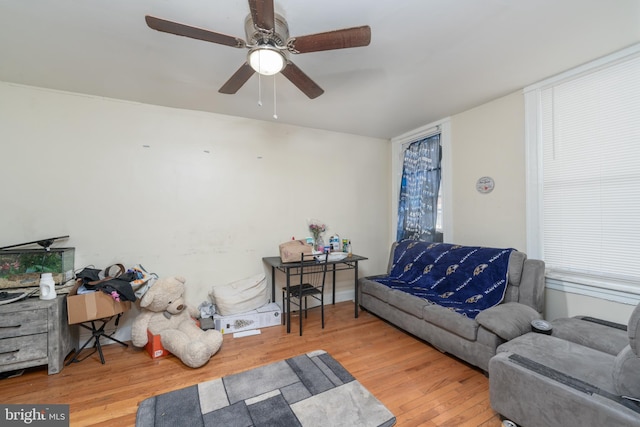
449 91 527 250
3 79 636 338
0 81 392 338
545 289 635 323
447 90 635 324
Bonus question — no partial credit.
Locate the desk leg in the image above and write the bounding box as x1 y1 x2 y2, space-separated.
271 266 276 303
354 261 359 318
286 268 291 334
332 264 337 305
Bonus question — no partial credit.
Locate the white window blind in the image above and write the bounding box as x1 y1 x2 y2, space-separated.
540 53 640 283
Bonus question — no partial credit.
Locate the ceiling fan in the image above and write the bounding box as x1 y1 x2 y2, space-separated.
145 0 371 99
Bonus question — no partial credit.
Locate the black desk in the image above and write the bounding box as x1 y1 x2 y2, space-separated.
262 254 368 333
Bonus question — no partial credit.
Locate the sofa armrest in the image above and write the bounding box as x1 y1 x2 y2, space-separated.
476 302 542 341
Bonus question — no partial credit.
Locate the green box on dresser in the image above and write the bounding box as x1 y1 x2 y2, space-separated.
0 248 75 289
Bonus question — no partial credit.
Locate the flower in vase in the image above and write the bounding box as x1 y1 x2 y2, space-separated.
308 220 327 241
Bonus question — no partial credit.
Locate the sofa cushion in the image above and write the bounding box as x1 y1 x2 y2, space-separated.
477 325 503 348
502 251 526 304
613 302 640 399
551 317 628 356
507 251 526 287
612 345 640 398
387 289 429 319
489 351 640 427
628 302 640 356
359 277 390 301
476 302 541 341
497 333 617 395
422 303 478 340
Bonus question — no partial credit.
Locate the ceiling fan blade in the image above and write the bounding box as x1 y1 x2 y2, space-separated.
248 0 275 31
219 63 256 94
145 15 245 48
288 26 371 53
281 62 324 99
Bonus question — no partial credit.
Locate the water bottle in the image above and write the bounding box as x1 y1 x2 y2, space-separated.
39 273 57 300
330 234 341 252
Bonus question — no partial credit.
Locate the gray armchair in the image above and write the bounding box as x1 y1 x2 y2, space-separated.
488 302 640 427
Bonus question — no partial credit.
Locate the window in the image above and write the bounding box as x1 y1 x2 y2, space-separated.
525 44 640 304
391 120 451 245
396 133 442 242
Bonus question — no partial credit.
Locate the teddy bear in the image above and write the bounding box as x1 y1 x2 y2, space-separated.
131 276 223 368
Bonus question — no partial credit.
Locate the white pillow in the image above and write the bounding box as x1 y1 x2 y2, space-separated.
209 273 268 316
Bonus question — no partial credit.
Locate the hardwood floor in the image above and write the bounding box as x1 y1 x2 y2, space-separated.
0 302 503 426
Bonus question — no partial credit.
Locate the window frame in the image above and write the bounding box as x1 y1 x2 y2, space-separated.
525 43 640 305
391 118 452 246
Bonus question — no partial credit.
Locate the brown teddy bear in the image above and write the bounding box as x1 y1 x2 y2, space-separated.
131 276 222 368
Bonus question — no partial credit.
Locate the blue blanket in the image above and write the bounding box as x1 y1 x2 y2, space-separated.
374 240 514 319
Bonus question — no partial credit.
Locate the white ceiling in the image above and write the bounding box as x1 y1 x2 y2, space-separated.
1 0 639 139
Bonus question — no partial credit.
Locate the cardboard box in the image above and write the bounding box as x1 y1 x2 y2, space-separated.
66 281 131 325
213 303 281 334
145 330 170 359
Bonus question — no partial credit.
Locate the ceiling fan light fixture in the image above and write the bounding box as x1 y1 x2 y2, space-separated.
248 46 285 76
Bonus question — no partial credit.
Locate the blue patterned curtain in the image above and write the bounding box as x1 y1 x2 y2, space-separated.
396 134 441 242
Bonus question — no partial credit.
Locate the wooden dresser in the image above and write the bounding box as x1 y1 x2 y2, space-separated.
0 296 78 375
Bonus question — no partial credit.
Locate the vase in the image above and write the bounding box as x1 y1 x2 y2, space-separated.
315 235 325 252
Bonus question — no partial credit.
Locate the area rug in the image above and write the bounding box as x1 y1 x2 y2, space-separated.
136 350 396 427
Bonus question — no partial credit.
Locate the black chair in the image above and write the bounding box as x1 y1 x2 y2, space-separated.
282 252 329 336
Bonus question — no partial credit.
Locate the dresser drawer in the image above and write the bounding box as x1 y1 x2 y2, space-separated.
0 309 48 339
0 334 48 364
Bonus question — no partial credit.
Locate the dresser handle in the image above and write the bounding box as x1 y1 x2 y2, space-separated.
0 349 20 356
0 324 22 329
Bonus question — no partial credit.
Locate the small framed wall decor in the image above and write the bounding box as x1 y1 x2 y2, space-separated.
476 176 495 194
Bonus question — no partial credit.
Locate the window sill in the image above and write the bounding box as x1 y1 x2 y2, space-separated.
545 271 640 305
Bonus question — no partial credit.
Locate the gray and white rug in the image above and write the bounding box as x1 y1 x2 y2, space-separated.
136 349 395 427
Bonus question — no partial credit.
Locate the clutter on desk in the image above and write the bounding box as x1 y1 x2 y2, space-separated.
314 251 348 262
281 219 354 263
329 234 341 252
279 239 313 262
308 219 326 251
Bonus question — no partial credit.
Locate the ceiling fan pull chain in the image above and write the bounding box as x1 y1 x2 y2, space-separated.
273 76 278 119
257 69 263 107
257 50 264 107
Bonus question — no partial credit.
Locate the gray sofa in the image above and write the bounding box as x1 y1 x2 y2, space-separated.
358 241 546 372
489 305 640 427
